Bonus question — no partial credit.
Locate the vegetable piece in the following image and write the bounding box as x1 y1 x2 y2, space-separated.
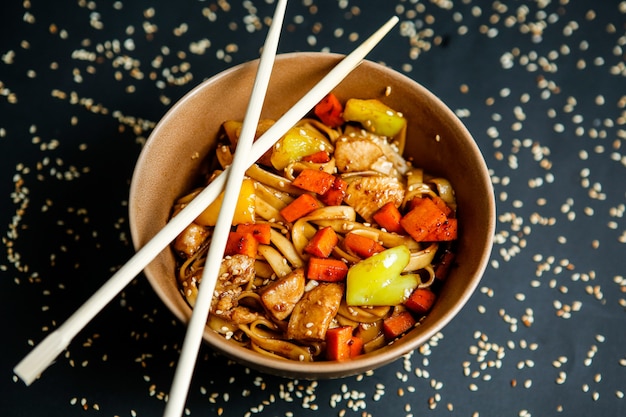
404 288 436 315
222 119 242 144
372 202 405 234
434 249 456 281
399 197 458 242
383 311 416 340
222 119 275 167
271 125 333 170
430 195 452 216
279 193 321 223
224 231 259 258
348 333 364 357
343 232 385 258
292 169 337 195
314 93 344 128
406 196 422 211
430 194 453 217
319 176 348 206
342 98 407 138
325 326 364 361
302 150 331 163
236 223 271 245
304 226 339 258
346 245 419 306
196 178 256 226
325 326 352 361
424 217 457 241
307 257 349 282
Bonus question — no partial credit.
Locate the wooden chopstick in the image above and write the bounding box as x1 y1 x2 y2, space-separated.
162 0 289 415
13 13 399 391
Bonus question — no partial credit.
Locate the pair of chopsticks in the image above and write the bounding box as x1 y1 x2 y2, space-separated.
14 0 399 413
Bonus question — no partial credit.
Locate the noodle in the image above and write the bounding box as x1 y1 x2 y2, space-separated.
170 94 458 361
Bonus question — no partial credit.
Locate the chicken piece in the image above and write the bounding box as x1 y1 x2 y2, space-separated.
287 283 344 342
173 222 209 258
333 137 384 172
210 254 258 324
260 268 306 321
179 254 258 324
334 133 409 178
375 137 410 176
343 175 405 222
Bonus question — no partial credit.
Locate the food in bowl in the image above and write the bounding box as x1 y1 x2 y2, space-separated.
169 93 459 362
129 52 494 378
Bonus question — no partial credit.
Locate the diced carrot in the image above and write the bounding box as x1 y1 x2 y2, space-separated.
406 196 422 211
314 93 344 128
304 226 338 258
382 311 416 340
423 218 457 241
224 231 259 258
408 195 453 217
302 150 331 163
430 194 453 217
434 249 456 281
326 326 363 361
372 202 405 234
326 326 352 361
307 257 349 282
404 288 437 315
400 197 457 242
236 223 271 245
319 176 348 206
343 232 385 258
348 334 364 358
292 169 336 195
279 193 321 223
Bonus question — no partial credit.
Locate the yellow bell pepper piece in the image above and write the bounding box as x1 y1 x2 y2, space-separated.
195 178 256 226
342 98 407 138
270 125 333 171
222 120 242 144
346 245 419 306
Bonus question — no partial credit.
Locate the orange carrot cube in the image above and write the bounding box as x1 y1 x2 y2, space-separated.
279 194 321 223
304 226 338 258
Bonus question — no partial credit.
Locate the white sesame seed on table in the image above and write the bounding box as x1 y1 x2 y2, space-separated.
1 1 625 416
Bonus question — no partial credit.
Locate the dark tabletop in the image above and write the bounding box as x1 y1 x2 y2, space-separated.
2 1 625 416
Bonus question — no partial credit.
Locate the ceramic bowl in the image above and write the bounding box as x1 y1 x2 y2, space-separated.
129 52 495 379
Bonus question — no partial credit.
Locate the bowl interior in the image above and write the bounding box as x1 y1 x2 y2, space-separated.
129 52 495 378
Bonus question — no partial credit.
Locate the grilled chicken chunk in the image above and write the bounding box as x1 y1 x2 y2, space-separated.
334 133 409 177
287 283 344 342
343 175 405 222
182 254 258 324
260 268 306 321
334 137 384 172
173 222 209 258
212 254 258 324
375 137 410 176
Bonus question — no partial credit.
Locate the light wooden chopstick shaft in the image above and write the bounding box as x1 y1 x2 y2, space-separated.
162 0 289 415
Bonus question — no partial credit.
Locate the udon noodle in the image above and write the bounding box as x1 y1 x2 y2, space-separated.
170 94 457 361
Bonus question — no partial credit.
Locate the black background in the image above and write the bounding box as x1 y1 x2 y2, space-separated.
2 1 625 416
